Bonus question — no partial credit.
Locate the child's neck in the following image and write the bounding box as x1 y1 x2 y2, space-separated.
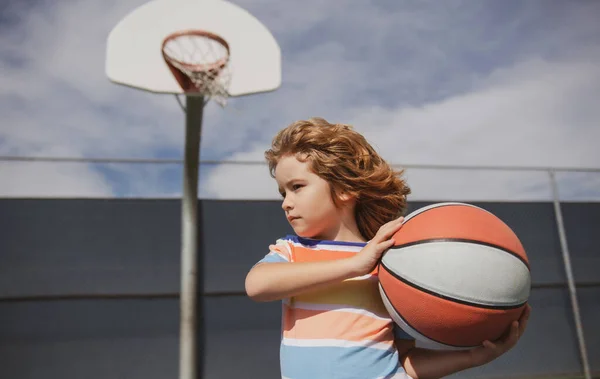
335 203 365 242
331 230 366 243
308 201 365 243
306 231 366 243
319 216 366 243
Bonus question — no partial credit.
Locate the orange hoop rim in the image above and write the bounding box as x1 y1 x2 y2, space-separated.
161 29 230 73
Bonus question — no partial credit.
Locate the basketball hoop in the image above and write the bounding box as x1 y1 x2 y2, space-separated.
162 30 231 106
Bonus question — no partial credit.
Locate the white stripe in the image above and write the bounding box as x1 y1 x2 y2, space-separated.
284 367 412 379
276 239 294 258
376 372 413 379
292 301 391 321
289 241 363 253
283 337 393 351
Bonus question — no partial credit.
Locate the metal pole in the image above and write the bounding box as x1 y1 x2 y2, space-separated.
179 95 205 379
548 170 591 379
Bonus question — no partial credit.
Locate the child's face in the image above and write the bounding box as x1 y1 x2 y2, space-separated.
275 155 345 240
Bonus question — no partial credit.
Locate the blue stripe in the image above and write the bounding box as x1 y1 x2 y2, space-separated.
286 234 367 247
258 253 289 264
280 344 404 379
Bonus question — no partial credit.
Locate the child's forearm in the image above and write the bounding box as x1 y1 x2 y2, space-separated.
245 259 359 302
401 347 474 379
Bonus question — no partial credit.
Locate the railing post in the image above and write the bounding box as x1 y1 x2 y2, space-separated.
548 170 591 379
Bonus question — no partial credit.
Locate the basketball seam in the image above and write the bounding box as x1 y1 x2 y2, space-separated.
379 262 528 310
390 238 530 270
378 283 474 349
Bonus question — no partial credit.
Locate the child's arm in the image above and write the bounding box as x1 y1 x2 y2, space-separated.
399 306 531 379
246 259 359 302
245 217 404 302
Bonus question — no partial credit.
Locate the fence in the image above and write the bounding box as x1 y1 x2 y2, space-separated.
0 156 598 379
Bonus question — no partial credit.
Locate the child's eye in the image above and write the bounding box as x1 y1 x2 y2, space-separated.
292 184 303 191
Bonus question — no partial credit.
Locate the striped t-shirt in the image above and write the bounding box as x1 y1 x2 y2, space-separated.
257 235 414 379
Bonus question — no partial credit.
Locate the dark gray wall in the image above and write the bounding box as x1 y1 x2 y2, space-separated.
1 199 599 379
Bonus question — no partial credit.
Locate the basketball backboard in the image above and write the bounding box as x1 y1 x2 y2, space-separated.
106 0 281 97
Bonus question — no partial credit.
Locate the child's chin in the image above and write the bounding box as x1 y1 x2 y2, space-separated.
295 230 320 239
293 228 311 237
295 230 310 238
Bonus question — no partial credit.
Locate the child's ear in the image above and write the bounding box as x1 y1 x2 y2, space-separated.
338 191 355 202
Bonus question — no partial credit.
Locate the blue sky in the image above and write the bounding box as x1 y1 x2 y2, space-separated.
0 0 599 201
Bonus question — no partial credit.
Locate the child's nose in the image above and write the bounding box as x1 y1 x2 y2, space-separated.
281 196 293 211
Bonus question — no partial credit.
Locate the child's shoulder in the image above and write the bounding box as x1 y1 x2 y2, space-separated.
272 234 298 247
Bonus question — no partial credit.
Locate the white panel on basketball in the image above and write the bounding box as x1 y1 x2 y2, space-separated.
381 241 530 306
378 284 466 351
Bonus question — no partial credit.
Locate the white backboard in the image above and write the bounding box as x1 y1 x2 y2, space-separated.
106 0 281 96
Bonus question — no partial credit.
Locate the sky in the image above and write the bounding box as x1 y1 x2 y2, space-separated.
0 0 599 201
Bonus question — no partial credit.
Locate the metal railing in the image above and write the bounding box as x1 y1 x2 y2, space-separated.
2 154 600 172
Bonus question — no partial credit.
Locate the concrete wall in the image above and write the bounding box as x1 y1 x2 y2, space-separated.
0 199 598 378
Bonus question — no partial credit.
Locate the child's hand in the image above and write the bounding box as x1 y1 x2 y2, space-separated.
468 305 531 367
350 217 404 276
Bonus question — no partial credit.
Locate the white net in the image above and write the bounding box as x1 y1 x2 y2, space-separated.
162 31 231 107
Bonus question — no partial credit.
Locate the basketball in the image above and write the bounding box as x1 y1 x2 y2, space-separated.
378 202 531 350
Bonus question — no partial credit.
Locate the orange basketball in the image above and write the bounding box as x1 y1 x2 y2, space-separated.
378 202 531 349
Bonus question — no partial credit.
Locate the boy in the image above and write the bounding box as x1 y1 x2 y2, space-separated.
246 118 530 379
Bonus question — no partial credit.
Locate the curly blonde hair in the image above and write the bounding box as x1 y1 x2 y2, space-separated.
264 117 411 240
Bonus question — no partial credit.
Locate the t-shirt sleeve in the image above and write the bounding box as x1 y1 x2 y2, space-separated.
255 238 294 265
393 324 415 341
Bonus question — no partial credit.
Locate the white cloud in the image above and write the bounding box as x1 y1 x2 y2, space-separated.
0 0 598 200
201 147 276 199
200 160 556 202
0 162 112 198
352 57 600 169
201 55 600 201
555 172 600 201
404 169 552 202
0 0 190 197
